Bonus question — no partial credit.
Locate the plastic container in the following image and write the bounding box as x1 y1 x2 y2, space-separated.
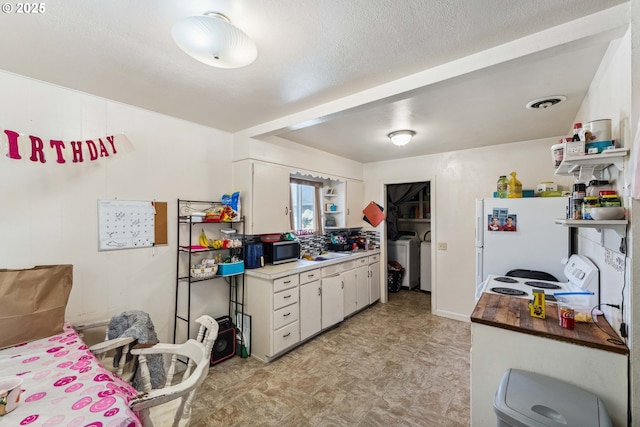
586 180 611 197
582 197 600 220
507 172 522 198
600 195 621 207
494 369 612 427
497 176 507 198
585 140 613 154
585 119 612 142
550 144 564 168
217 261 244 276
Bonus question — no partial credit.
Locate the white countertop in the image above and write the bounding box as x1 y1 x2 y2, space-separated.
245 249 381 280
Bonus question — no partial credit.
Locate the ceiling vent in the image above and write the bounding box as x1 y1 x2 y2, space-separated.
526 96 567 110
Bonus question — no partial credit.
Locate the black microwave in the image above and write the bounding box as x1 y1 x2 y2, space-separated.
263 240 301 265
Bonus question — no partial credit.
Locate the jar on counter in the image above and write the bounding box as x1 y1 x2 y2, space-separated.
582 196 600 220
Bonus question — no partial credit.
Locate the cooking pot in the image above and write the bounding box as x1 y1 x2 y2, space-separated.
245 242 264 269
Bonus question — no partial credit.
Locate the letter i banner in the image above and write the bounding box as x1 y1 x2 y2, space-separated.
0 129 133 166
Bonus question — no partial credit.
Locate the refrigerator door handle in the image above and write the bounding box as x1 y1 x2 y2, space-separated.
475 198 484 247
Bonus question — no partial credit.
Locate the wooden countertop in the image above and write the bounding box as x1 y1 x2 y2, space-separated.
471 293 628 355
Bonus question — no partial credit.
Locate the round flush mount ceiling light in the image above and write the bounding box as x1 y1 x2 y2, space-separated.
525 96 566 110
388 130 415 146
172 12 257 69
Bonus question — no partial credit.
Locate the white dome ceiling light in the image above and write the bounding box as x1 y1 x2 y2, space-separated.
388 130 415 147
172 12 257 69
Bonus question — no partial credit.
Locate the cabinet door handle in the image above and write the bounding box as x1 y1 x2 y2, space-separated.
284 280 291 284
308 274 314 278
347 208 350 215
283 312 291 317
318 287 321 296
283 332 291 338
284 294 292 299
285 206 289 215
341 281 344 289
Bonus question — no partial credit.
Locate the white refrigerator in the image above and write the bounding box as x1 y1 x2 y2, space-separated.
475 197 569 286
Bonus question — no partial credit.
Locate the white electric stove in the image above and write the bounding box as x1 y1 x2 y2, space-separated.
476 254 599 308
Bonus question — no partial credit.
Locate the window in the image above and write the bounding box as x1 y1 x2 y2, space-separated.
290 178 321 234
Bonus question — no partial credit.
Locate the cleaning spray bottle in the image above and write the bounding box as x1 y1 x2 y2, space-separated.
507 171 523 198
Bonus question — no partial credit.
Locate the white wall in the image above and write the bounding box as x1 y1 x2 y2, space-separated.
572 31 632 337
0 71 234 341
364 137 573 319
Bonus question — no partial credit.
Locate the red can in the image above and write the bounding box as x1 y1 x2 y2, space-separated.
560 307 575 329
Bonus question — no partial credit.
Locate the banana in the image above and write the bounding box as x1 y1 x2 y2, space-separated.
199 229 209 247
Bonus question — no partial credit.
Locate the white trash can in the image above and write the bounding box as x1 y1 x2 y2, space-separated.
493 369 612 427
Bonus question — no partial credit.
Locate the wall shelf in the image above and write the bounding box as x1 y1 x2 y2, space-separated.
554 218 628 237
398 218 431 223
554 148 628 178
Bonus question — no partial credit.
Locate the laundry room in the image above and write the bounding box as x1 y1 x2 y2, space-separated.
386 182 432 294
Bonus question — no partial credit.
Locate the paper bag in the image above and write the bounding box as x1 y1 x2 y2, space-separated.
0 264 73 349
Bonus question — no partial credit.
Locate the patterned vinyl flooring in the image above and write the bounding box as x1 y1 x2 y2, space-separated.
191 290 471 426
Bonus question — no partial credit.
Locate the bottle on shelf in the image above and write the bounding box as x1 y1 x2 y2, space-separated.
497 176 508 198
572 123 584 141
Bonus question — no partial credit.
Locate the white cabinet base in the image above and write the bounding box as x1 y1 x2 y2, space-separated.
471 323 628 427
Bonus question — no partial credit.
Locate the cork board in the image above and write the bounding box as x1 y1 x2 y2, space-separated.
153 201 168 245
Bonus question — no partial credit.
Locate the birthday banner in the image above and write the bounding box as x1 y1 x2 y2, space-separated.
1 128 131 165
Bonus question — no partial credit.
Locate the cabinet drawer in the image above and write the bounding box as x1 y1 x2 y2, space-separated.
273 321 300 354
368 254 380 264
300 269 320 285
273 274 299 293
340 260 356 272
274 303 299 330
356 257 368 267
321 264 341 277
274 288 299 310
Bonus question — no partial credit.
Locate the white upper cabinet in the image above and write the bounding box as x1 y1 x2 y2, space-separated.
345 179 364 228
233 160 291 235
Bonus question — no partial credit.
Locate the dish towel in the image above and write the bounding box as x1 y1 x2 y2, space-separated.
107 310 166 391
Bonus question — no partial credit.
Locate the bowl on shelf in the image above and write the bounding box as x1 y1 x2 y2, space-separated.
190 265 218 279
589 207 625 220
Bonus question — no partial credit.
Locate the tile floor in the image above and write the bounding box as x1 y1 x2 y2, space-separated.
191 290 471 426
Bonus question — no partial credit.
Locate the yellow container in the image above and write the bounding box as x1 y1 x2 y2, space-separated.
528 289 546 318
507 172 522 198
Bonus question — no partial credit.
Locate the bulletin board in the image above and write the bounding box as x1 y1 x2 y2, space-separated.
98 200 160 251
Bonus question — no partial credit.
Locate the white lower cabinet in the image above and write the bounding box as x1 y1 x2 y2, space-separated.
300 280 321 341
245 273 300 362
368 254 380 303
321 273 344 329
246 253 379 361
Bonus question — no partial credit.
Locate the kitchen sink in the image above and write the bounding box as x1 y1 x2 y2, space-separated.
313 252 351 261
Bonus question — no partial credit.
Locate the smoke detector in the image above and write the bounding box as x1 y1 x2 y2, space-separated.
526 96 567 110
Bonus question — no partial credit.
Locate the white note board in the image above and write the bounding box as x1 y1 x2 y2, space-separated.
98 200 155 251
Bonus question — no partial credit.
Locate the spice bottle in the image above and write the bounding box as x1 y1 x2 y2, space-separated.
572 123 584 141
497 176 508 198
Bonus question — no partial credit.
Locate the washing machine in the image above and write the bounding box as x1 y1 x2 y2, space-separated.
387 231 420 289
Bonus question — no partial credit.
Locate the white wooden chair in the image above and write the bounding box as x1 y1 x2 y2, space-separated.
74 319 138 383
129 339 210 427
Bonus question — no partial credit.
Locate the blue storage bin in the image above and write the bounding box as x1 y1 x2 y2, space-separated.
585 140 613 154
218 261 244 276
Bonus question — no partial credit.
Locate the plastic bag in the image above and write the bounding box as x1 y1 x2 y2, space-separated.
221 192 241 222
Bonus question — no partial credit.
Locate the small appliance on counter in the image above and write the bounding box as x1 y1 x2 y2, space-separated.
244 242 264 269
263 240 301 265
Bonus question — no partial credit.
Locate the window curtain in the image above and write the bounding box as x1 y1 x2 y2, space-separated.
386 183 428 241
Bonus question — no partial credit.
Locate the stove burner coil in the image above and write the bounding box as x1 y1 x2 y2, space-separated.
494 277 519 284
490 287 527 296
523 281 562 289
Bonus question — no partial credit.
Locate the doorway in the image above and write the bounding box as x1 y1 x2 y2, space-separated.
380 176 435 311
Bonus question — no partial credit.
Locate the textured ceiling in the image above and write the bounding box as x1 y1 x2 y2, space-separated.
0 0 629 162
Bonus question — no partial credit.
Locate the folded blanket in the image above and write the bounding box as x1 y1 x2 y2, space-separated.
107 310 166 391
